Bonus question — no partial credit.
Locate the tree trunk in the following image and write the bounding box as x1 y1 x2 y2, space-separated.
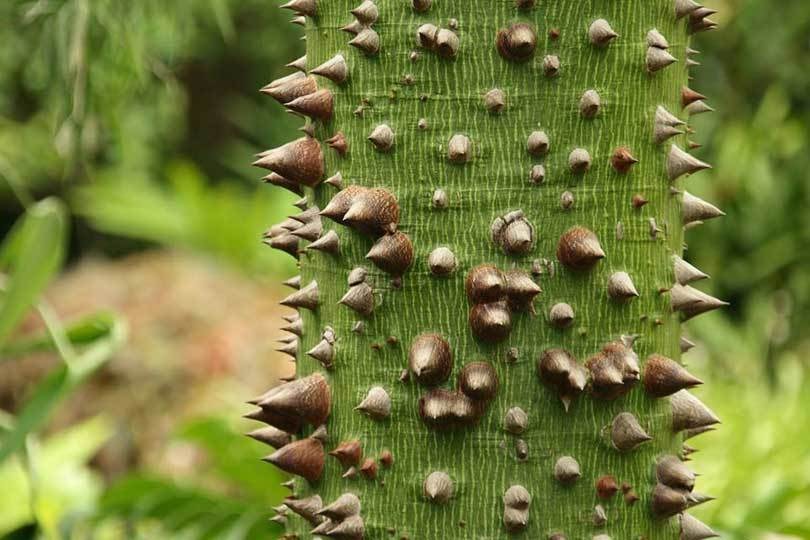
252 1 723 539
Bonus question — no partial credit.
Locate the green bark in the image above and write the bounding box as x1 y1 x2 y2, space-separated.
256 1 721 539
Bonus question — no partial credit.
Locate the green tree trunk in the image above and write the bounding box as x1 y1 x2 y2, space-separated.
252 1 723 539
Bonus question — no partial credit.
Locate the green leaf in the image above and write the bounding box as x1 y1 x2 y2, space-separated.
178 417 288 502
0 311 118 359
0 416 113 537
96 475 275 540
0 315 126 464
0 197 67 348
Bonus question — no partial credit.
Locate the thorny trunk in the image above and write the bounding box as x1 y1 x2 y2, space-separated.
250 0 724 539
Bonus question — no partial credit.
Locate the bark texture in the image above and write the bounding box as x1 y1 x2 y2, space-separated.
253 1 722 539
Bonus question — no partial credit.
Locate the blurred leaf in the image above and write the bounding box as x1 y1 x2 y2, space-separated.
96 475 279 540
0 314 126 464
0 197 67 348
178 417 288 502
73 161 296 274
0 416 113 537
1 311 118 358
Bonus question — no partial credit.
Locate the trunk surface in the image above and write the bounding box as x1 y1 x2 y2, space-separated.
254 1 721 539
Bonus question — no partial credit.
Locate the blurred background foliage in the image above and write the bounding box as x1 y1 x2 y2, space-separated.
0 0 808 539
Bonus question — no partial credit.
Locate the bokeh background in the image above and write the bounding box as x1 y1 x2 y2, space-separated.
0 0 808 539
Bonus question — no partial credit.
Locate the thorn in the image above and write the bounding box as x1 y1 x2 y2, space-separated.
673 255 710 284
286 88 333 121
469 301 512 343
329 440 362 467
281 317 303 336
284 495 323 524
355 386 391 419
286 55 307 72
588 19 618 46
579 89 601 118
408 333 452 385
290 218 323 242
435 29 460 58
548 303 575 329
324 172 343 190
504 269 541 312
586 341 640 400
412 0 431 12
657 455 696 491
667 144 711 181
366 231 413 275
681 86 706 107
428 246 458 276
423 471 454 503
607 271 639 301
325 131 348 156
260 72 317 104
686 491 716 509
632 194 648 208
263 438 324 483
280 280 320 311
651 483 688 517
311 54 348 84
323 515 365 538
266 233 300 259
419 388 479 429
491 210 534 255
359 457 378 479
671 390 721 431
596 475 620 499
351 0 379 24
670 283 728 320
654 105 685 144
307 229 340 255
465 264 505 303
610 412 652 451
592 504 607 526
557 226 604 271
349 27 380 56
553 456 581 484
675 0 702 19
246 426 292 449
341 19 363 35
458 361 499 401
611 147 638 173
497 23 537 61
263 172 303 196
484 88 506 113
447 133 472 163
503 406 528 434
254 373 331 427
280 0 317 17
647 47 678 72
647 28 670 49
368 124 395 151
685 100 715 116
538 348 587 410
643 354 703 397
253 137 324 187
317 493 361 520
529 164 546 184
568 148 592 173
275 338 298 358
680 513 719 539
542 54 560 77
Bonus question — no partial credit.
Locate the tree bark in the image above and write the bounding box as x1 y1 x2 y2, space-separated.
254 1 722 538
